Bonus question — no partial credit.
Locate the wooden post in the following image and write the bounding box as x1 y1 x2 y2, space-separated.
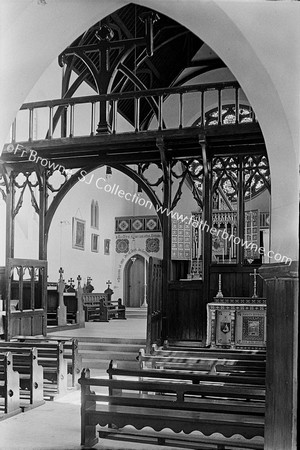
259 262 298 450
76 275 85 327
5 171 15 262
157 138 171 344
39 170 47 260
201 136 212 338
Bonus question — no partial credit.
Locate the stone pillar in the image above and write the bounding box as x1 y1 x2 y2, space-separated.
259 262 298 450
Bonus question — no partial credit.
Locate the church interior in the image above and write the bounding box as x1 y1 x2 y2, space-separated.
0 1 298 449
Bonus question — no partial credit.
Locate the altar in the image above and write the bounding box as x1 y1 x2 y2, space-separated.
207 296 266 350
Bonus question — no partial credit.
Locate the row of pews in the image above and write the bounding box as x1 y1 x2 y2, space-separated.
0 337 81 421
47 271 126 326
82 293 126 322
80 342 266 450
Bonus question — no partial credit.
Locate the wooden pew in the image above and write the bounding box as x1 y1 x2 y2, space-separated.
108 361 266 395
137 351 265 386
0 345 44 410
82 293 106 321
47 275 84 328
162 341 267 360
80 368 264 449
82 293 126 322
100 297 126 322
143 346 266 377
0 341 67 399
14 336 81 388
0 352 21 420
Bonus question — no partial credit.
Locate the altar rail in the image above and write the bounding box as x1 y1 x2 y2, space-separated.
8 81 256 143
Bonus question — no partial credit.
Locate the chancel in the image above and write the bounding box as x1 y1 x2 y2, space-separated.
0 2 298 450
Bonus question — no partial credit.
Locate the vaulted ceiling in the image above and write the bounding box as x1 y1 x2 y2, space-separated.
60 3 226 129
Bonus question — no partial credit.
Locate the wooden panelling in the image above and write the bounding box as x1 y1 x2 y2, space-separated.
210 266 265 301
167 281 203 342
9 311 44 338
259 262 298 450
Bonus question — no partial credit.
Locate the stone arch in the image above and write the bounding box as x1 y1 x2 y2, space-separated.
0 1 298 259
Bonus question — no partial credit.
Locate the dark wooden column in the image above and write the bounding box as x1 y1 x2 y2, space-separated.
5 172 15 261
200 136 212 306
38 170 47 260
259 262 298 450
157 138 171 342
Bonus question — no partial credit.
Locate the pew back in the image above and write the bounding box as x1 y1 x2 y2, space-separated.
0 341 67 398
80 368 264 449
0 346 44 409
0 352 21 418
15 336 81 387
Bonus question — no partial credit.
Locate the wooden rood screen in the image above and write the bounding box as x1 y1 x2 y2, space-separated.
5 258 47 340
146 257 163 352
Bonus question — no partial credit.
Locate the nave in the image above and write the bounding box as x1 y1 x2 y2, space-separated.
0 314 265 450
0 3 298 449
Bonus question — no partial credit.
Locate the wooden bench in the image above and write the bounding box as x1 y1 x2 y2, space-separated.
162 341 266 359
82 293 106 321
135 356 265 386
142 346 266 377
47 275 85 327
0 352 21 420
0 345 44 410
80 368 264 449
14 336 81 388
100 297 126 322
108 361 266 397
0 341 67 399
82 293 126 322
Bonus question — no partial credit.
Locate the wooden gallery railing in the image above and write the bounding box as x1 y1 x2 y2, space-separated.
8 81 256 143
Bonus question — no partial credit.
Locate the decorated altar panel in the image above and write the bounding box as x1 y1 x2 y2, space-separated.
207 296 266 349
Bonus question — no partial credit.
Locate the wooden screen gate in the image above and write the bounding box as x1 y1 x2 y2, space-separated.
146 257 163 352
4 258 47 340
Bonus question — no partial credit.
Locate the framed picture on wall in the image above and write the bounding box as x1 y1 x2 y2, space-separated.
91 234 99 252
72 217 85 250
104 239 110 255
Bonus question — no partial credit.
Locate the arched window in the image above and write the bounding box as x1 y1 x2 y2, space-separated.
91 200 99 229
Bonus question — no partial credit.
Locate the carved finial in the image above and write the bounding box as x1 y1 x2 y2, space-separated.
59 267 64 281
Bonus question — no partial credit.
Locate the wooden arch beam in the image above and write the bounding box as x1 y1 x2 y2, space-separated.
44 162 162 251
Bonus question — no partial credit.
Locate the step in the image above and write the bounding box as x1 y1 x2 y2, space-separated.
79 350 139 361
78 342 143 352
81 359 140 370
75 336 146 345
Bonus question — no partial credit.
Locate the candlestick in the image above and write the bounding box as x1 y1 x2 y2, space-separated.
216 274 223 298
250 268 263 298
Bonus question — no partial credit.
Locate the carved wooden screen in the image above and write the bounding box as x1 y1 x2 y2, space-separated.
5 258 47 340
146 257 163 352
